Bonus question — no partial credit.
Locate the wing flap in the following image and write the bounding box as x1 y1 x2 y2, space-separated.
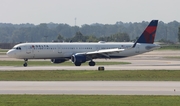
86 48 124 55
75 48 124 58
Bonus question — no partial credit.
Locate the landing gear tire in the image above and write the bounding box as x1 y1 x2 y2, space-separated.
89 61 95 66
74 62 81 66
23 63 27 67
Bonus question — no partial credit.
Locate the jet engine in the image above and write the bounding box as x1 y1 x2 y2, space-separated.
71 54 87 66
51 59 66 64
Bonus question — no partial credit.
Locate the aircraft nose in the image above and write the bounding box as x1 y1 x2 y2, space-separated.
6 50 15 57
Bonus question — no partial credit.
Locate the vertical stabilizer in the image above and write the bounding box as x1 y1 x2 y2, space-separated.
133 20 158 47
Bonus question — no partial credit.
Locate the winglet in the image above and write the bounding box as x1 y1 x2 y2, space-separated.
132 20 158 48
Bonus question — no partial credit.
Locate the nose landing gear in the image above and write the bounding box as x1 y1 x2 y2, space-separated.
23 59 28 67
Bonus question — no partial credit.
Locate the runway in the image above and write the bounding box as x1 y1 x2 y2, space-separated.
0 50 180 95
0 81 180 95
1 50 180 70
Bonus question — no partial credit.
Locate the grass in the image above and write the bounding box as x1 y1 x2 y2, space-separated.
0 95 180 106
159 44 180 50
0 52 6 55
0 60 130 66
0 70 180 81
165 56 180 59
0 49 8 52
0 49 7 55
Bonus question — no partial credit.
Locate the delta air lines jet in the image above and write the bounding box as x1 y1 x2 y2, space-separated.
7 20 160 67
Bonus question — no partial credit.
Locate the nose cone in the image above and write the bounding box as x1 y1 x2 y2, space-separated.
6 50 15 57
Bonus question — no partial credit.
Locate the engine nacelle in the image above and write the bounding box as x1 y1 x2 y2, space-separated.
51 59 66 64
71 54 86 63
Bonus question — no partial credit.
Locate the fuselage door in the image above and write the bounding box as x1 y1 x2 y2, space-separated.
58 45 64 57
96 46 100 51
26 45 31 54
135 44 140 53
26 45 34 58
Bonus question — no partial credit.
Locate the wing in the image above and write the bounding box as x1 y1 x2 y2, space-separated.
75 48 125 59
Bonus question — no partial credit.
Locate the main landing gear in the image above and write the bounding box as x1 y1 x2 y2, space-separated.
74 61 96 66
89 61 95 66
23 59 28 67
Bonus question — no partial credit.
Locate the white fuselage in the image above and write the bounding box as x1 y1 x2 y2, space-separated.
7 42 160 59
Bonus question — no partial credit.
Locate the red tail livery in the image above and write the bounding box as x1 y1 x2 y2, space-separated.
136 20 158 44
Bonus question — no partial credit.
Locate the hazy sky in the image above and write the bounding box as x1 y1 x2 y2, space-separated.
0 0 179 26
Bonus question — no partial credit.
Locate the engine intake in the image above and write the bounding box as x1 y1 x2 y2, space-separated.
71 54 86 64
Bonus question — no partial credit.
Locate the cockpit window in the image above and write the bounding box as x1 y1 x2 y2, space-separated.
15 47 21 50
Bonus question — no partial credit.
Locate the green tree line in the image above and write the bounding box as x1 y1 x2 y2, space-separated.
0 21 179 43
56 31 130 42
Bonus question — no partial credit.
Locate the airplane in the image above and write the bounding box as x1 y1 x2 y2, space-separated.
6 20 160 67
